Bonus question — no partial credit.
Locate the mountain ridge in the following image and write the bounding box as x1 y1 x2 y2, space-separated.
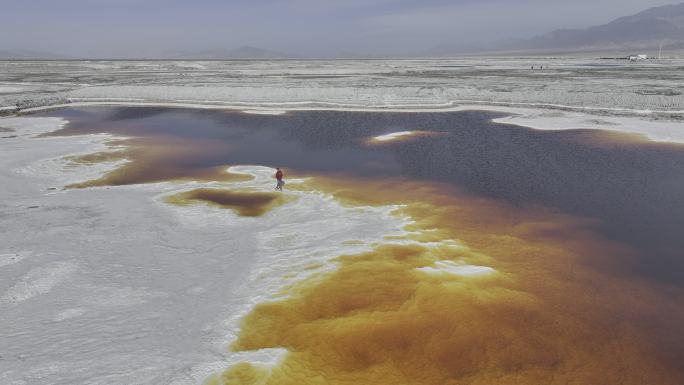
428 2 684 55
0 49 69 60
168 46 300 59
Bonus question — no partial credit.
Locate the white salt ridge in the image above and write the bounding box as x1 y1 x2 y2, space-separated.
241 109 287 115
488 107 684 144
373 131 416 142
417 260 495 277
13 133 130 186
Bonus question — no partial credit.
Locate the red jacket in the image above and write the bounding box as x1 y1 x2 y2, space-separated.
275 170 283 180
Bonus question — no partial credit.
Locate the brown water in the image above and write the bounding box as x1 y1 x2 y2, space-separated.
164 188 293 217
34 106 684 384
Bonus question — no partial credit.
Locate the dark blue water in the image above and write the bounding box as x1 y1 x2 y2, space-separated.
40 106 684 286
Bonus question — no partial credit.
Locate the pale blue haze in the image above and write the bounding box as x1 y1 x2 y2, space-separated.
0 0 675 57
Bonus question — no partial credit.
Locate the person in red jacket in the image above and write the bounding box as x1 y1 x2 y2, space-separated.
275 168 285 191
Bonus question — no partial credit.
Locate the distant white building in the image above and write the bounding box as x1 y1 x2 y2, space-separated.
627 54 649 61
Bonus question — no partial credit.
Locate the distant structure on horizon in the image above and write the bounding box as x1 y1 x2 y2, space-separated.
598 54 656 61
628 54 650 61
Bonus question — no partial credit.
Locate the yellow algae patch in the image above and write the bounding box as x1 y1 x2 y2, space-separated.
165 188 293 217
214 176 684 385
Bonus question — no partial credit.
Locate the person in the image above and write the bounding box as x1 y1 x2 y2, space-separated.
274 167 285 191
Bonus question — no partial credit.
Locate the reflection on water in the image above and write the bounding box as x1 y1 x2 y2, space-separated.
40 106 684 286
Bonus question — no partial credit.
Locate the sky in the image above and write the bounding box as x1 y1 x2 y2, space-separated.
0 0 676 57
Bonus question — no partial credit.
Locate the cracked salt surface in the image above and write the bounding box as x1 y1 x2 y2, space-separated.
0 116 408 385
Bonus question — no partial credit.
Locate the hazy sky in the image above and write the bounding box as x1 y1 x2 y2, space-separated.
0 0 676 57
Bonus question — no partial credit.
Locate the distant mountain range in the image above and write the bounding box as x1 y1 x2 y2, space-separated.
167 46 300 59
0 46 299 60
3 3 684 59
0 49 67 59
517 2 684 52
429 2 684 55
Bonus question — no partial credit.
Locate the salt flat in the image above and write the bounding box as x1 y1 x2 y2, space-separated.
2 58 682 144
0 117 407 385
1 58 683 115
1 59 683 385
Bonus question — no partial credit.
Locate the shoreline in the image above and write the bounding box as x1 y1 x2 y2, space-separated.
17 98 684 116
2 108 683 384
0 115 408 385
15 99 684 144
